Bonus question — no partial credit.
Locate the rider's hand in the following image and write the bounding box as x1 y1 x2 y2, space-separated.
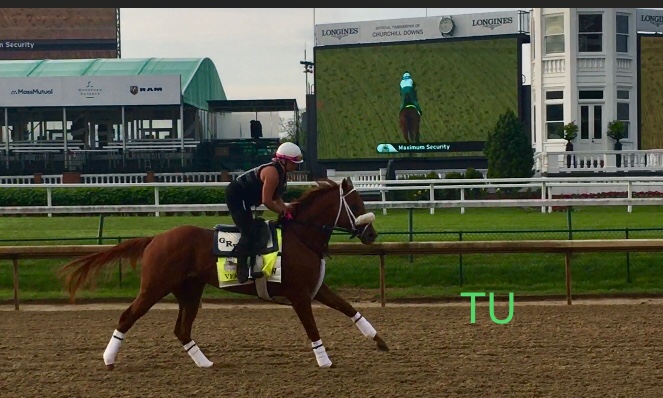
282 204 295 220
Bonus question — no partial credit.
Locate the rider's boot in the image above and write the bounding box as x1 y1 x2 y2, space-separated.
236 254 250 284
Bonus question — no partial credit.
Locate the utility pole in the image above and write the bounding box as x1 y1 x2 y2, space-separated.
300 49 314 95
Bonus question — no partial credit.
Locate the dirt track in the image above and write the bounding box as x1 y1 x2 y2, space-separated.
1 300 662 398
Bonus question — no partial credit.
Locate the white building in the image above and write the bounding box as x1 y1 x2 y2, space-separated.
530 8 663 174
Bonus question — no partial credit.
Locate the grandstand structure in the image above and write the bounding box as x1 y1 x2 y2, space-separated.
0 58 297 176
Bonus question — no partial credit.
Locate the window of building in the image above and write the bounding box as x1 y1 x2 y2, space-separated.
578 89 604 140
617 89 630 138
578 13 603 52
579 90 604 100
544 15 564 54
545 90 564 139
616 14 629 53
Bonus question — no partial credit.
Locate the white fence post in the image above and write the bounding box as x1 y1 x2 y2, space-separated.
154 187 160 217
627 181 632 214
47 187 52 218
429 183 434 215
381 184 387 216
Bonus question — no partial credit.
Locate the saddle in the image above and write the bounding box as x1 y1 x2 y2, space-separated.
212 217 279 257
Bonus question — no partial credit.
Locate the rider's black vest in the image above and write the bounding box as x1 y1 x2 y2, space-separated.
233 160 287 207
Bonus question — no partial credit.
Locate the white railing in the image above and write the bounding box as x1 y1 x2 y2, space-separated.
1 176 663 217
326 168 488 190
83 173 146 184
534 149 663 174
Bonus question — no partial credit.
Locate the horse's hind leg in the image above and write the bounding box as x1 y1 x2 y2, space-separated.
103 286 171 370
314 283 389 351
172 277 213 368
288 294 333 368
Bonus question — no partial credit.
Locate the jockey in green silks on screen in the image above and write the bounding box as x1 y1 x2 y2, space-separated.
399 71 422 115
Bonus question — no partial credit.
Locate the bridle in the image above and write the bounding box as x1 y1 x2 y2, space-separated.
283 183 375 255
330 184 375 239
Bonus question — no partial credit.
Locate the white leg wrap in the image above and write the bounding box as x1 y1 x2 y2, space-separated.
103 329 125 366
183 340 213 368
311 339 333 368
352 312 377 339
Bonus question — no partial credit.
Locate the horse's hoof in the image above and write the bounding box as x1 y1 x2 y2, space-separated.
106 364 115 371
374 335 390 352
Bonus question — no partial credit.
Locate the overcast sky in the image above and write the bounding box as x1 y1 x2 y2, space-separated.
119 8 530 110
120 8 662 112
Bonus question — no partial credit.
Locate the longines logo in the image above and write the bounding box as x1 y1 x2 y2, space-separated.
641 14 663 27
320 27 359 40
471 17 514 30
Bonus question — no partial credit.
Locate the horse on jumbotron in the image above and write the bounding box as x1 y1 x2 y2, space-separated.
399 105 421 144
59 177 389 369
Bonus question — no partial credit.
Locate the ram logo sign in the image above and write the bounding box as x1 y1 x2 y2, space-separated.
130 85 163 95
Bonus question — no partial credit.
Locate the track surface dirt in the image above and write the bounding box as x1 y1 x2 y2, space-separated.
1 300 662 398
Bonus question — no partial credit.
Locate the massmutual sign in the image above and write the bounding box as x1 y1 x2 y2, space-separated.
315 10 522 47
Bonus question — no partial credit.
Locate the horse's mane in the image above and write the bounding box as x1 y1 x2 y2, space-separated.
290 178 339 209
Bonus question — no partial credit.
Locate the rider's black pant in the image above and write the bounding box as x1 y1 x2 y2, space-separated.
225 183 254 256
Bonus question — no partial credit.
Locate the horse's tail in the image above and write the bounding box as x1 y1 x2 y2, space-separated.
58 236 155 303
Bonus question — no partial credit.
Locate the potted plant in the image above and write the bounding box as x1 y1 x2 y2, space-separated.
607 120 627 168
561 121 578 168
607 120 626 150
561 121 578 150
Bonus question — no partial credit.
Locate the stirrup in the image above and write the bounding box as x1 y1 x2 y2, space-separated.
249 270 264 280
247 255 263 280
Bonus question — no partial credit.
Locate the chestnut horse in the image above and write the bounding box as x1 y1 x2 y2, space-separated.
399 105 421 144
59 178 389 369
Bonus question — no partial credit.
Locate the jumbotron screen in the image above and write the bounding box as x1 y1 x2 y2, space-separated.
314 37 521 160
639 35 663 150
0 8 118 60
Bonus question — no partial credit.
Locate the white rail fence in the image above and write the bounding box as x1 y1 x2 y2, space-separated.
534 149 663 174
1 176 663 217
0 171 312 185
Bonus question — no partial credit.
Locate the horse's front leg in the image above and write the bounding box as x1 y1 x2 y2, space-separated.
314 283 389 351
288 294 333 368
399 114 410 143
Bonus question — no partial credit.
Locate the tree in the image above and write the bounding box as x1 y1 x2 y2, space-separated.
279 110 305 145
483 108 534 179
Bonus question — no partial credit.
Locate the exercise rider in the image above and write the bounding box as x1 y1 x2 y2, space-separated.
225 142 303 283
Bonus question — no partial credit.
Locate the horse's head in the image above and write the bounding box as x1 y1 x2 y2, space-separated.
287 177 378 245
334 177 378 244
